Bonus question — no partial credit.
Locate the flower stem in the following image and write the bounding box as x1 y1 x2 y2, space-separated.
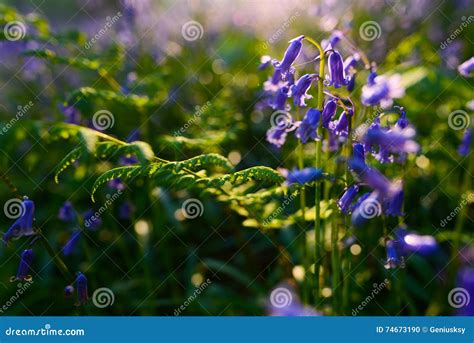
37 229 73 282
305 37 325 306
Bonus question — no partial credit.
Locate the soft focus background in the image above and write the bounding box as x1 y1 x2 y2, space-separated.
0 0 472 316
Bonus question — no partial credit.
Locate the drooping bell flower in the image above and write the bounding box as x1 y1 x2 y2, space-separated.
456 267 474 315
351 191 382 227
326 51 347 88
364 126 419 155
458 56 474 77
361 72 404 108
290 74 316 107
285 167 323 185
337 185 359 214
395 107 409 129
270 86 289 111
353 143 366 165
63 230 81 256
58 201 75 222
349 158 392 196
350 192 370 214
321 99 337 128
264 68 284 92
108 178 125 191
273 35 304 75
76 272 88 306
344 55 359 92
383 181 404 217
329 110 350 137
458 128 472 157
296 108 321 144
373 144 393 164
384 240 401 269
59 104 81 125
328 30 343 48
266 124 289 148
11 249 34 281
119 155 139 166
3 198 35 243
394 227 438 256
64 285 74 297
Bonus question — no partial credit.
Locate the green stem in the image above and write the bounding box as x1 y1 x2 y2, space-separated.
38 229 73 282
305 37 325 306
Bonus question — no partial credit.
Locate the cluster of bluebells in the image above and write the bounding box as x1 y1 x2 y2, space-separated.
259 32 439 275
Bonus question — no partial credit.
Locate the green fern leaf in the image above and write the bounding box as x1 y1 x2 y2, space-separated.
54 147 82 183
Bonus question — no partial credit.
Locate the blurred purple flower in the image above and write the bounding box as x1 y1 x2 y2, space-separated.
76 272 88 306
296 108 321 143
385 240 401 269
3 198 35 243
456 267 474 315
63 230 81 256
266 124 288 148
361 72 404 108
59 104 81 125
338 184 359 214
58 201 75 222
12 249 34 281
458 128 472 157
64 285 74 297
394 227 438 256
458 56 474 77
285 167 323 185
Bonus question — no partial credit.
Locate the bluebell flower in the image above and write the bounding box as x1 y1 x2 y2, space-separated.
83 210 102 230
267 283 319 316
321 99 337 128
58 201 75 222
266 124 289 148
108 178 125 191
329 110 350 137
351 191 382 227
326 51 347 88
290 74 316 107
394 227 438 256
350 192 370 213
126 129 140 142
338 185 359 214
273 35 304 75
458 56 474 77
258 55 272 70
327 130 339 152
364 126 419 156
64 285 74 297
285 168 323 185
59 104 81 125
328 30 343 47
3 198 35 243
76 272 88 306
383 181 404 217
384 240 401 269
120 155 139 166
264 68 284 92
349 158 392 196
270 86 290 111
353 143 366 164
63 230 81 256
12 249 34 281
395 107 409 129
296 108 321 144
458 128 472 157
456 267 474 315
361 72 404 108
